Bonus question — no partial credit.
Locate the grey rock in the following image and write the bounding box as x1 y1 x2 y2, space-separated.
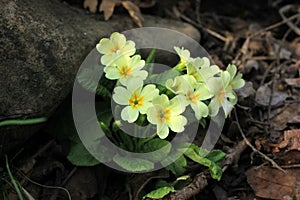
0 0 200 154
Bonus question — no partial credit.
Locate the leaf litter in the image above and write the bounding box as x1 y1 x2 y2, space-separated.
3 1 300 200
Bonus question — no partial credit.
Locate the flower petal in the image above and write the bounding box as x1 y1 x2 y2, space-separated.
123 40 136 56
104 66 120 80
96 38 112 54
147 106 158 125
194 83 212 100
157 123 169 139
141 84 159 102
209 98 221 117
111 32 126 48
113 87 130 105
222 99 234 117
139 101 153 114
121 106 139 122
169 96 186 116
168 115 187 133
191 101 209 120
152 94 169 107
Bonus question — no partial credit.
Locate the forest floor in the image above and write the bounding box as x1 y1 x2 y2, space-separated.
1 0 300 199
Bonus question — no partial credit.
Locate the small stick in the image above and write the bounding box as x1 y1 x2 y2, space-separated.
249 13 300 38
233 109 286 173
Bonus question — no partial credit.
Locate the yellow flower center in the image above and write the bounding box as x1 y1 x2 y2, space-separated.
129 92 144 109
119 65 132 79
186 91 200 104
110 45 121 54
156 108 171 124
215 87 226 103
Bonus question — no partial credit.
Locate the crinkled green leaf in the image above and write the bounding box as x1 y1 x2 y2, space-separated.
143 186 175 199
67 142 100 166
184 144 225 180
142 139 171 162
205 150 226 163
165 155 187 177
113 154 154 172
155 180 172 188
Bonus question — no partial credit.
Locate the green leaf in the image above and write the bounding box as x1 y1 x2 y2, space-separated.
143 186 175 199
205 150 226 163
77 66 115 99
184 144 224 181
155 180 172 188
142 139 171 162
95 101 113 125
113 154 154 172
67 142 100 166
145 48 156 64
96 84 112 99
165 155 187 177
145 69 180 86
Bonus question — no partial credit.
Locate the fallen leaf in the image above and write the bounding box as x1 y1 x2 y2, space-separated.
66 168 98 200
121 1 144 27
279 151 300 165
83 0 98 13
272 103 300 130
278 129 300 152
99 0 119 20
255 84 288 107
246 166 300 199
235 81 256 99
285 78 300 88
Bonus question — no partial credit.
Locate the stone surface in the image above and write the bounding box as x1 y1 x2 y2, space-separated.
0 0 200 154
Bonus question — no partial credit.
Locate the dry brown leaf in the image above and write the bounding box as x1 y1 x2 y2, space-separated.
285 78 300 88
278 129 300 151
121 1 144 27
83 0 98 13
272 103 300 130
255 84 288 107
99 0 119 20
246 166 300 199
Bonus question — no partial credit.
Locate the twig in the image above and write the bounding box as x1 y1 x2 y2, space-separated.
249 13 300 38
279 5 300 35
49 167 77 200
281 164 300 169
233 109 286 173
162 138 249 200
222 140 248 172
195 0 201 24
163 171 210 200
175 8 227 42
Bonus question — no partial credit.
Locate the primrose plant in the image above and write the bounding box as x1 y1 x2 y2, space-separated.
96 32 244 138
73 31 245 198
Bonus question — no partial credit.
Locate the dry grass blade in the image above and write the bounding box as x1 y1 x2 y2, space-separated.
99 0 118 20
121 1 144 27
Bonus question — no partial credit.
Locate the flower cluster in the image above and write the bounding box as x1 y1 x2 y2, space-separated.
96 32 245 139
